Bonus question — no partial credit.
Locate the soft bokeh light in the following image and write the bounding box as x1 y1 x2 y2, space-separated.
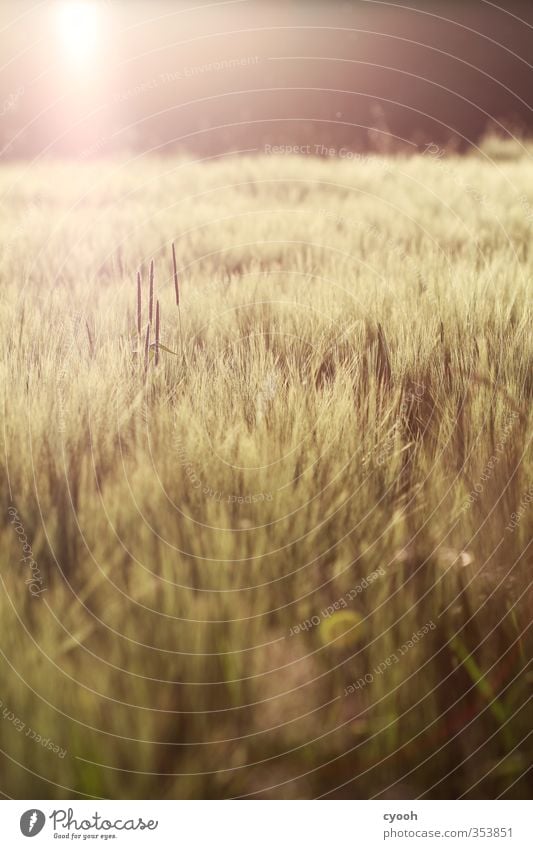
55 1 105 69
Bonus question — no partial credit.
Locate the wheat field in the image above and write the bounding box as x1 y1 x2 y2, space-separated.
1 143 532 799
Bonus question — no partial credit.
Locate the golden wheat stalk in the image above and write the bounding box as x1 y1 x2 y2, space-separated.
172 241 185 359
376 322 392 386
172 242 179 306
85 319 94 358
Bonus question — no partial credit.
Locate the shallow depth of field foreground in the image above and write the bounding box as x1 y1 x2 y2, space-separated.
1 146 532 799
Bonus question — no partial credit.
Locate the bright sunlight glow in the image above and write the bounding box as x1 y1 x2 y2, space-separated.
55 1 104 68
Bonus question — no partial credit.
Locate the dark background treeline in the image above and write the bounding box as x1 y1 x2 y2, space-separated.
1 0 532 159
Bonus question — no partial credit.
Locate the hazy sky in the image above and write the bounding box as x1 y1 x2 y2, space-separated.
1 0 531 158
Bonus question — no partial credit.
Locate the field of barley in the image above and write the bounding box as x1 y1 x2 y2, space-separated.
1 143 532 799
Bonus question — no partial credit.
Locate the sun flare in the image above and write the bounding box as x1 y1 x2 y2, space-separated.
55 1 104 68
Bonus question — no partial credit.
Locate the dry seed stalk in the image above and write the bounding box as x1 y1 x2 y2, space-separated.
149 259 154 324
137 270 142 335
155 300 160 366
144 322 150 372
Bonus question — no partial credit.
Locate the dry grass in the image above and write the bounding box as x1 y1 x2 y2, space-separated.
0 148 531 799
